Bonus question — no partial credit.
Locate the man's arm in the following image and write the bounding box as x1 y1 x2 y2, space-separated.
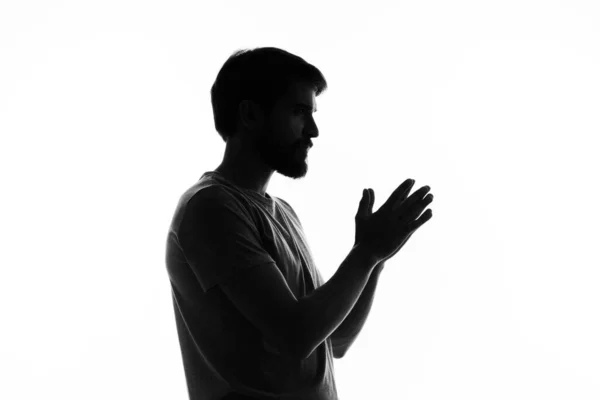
330 261 385 358
331 231 415 358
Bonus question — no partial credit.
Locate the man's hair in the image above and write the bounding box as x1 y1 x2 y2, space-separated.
210 47 328 142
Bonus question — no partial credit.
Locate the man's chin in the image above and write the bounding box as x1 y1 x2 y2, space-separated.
276 163 308 179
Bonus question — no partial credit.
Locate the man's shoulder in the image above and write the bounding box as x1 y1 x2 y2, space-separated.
186 184 231 208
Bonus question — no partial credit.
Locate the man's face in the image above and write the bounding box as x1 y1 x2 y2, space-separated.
254 82 319 179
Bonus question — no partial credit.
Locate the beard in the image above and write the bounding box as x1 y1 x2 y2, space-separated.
255 127 309 180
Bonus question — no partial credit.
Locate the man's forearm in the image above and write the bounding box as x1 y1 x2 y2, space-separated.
295 246 378 360
330 261 385 355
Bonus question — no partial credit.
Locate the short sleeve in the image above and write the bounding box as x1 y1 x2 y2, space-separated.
177 186 276 292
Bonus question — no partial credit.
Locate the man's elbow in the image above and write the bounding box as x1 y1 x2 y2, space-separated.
296 341 344 360
332 341 349 359
296 334 348 360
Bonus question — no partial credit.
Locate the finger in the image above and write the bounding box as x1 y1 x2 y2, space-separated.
391 184 429 214
406 193 434 221
402 185 432 210
412 185 431 201
382 179 415 212
368 188 375 214
408 208 433 232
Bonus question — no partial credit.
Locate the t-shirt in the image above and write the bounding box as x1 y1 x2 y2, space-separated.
164 171 339 400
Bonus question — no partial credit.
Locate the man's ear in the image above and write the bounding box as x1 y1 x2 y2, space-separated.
238 100 265 132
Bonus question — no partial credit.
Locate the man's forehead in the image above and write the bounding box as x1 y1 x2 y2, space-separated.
286 83 317 109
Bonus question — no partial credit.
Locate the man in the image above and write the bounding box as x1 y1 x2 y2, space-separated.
164 47 430 400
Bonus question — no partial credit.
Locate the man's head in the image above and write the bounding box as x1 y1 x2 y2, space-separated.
210 47 327 180
232 81 319 179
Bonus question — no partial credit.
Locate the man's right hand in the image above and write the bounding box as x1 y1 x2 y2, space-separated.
354 179 434 264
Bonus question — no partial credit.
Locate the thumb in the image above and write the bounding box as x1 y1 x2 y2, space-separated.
356 188 368 218
366 188 374 215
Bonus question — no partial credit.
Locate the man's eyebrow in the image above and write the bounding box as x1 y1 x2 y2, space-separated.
294 103 317 112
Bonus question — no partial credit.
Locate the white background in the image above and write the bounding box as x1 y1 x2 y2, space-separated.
1 1 599 399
